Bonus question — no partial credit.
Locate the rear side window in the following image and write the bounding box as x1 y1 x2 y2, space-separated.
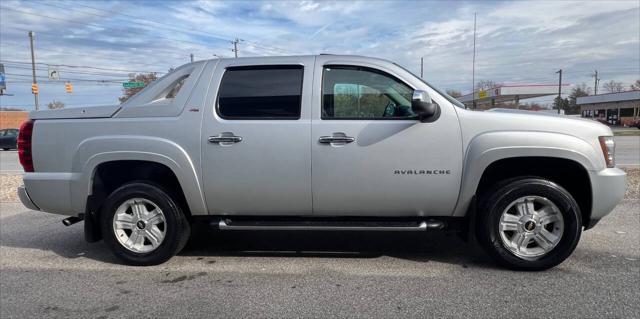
218 65 303 119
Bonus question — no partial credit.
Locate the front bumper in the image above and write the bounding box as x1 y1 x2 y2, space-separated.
17 186 40 211
588 167 627 225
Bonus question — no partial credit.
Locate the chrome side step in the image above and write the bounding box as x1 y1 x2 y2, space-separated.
216 219 445 231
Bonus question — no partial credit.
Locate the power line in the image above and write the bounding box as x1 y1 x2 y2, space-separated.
1 59 164 74
1 63 148 78
5 73 128 83
1 36 183 69
8 68 129 78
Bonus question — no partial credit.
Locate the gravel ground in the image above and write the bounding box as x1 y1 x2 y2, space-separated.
2 168 638 203
0 174 22 203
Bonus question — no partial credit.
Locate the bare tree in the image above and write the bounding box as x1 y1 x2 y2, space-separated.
602 80 625 93
566 83 591 114
476 80 502 91
446 89 462 98
47 100 65 109
630 79 640 91
119 73 158 103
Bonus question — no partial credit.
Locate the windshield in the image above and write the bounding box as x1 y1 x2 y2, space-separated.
393 63 466 109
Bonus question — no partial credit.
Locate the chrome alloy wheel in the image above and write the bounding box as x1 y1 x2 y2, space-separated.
498 196 564 260
113 198 166 253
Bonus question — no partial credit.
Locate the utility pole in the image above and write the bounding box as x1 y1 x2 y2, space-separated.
556 69 562 114
231 38 239 58
471 12 477 110
420 57 424 78
28 31 39 110
190 53 194 62
592 70 599 95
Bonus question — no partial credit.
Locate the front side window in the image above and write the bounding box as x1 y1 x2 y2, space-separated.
218 65 303 119
322 65 415 119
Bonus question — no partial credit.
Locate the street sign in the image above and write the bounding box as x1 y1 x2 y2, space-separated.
478 90 487 99
123 81 145 88
31 83 39 94
0 64 6 90
48 67 60 80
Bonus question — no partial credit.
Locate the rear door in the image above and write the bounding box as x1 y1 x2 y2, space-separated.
201 57 315 215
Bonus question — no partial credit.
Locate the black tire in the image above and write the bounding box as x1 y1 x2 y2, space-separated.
476 178 582 270
100 182 191 266
2 148 10 151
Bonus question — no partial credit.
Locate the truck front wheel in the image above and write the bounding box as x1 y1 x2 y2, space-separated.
100 182 191 266
477 178 582 270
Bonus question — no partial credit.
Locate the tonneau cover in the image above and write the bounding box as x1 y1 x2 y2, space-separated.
29 105 121 120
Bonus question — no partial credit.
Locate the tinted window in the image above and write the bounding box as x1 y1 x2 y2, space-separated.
218 66 303 119
322 66 414 119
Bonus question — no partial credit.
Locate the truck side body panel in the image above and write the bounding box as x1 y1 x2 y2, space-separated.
25 61 213 215
21 55 626 227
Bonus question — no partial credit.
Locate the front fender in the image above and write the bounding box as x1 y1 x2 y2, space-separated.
453 131 600 217
70 135 207 215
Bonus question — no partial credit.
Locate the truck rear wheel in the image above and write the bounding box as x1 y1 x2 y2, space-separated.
100 182 191 266
477 178 582 270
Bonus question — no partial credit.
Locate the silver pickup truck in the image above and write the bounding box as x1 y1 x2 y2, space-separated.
17 55 626 269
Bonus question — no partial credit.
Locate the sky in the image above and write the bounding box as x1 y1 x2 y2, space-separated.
0 0 639 110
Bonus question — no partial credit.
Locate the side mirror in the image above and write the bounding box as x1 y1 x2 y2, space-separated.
411 90 439 122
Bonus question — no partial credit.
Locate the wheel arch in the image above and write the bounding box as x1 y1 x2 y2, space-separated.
454 131 597 228
70 136 207 216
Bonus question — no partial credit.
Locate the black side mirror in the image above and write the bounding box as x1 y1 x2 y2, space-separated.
411 90 439 122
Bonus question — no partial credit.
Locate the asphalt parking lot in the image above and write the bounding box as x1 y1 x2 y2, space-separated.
1 199 639 318
0 136 639 318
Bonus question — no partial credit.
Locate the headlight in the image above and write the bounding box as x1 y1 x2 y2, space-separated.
598 136 615 168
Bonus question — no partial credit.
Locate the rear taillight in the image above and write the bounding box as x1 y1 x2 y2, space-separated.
18 119 35 172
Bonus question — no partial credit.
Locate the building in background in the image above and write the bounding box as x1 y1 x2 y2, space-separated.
458 84 568 109
577 91 640 126
0 111 28 129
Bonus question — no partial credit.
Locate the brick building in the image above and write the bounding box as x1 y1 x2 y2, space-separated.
0 111 29 129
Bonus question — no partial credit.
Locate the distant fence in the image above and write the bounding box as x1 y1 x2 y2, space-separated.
0 111 29 129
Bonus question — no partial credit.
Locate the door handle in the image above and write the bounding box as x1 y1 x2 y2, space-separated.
208 133 243 144
319 133 355 145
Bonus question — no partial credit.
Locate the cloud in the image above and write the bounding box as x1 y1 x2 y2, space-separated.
0 0 638 110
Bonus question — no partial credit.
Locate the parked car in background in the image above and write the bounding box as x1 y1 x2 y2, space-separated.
630 119 640 129
0 128 19 150
17 55 627 270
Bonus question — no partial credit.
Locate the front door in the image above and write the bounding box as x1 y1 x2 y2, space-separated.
311 60 463 216
201 57 314 215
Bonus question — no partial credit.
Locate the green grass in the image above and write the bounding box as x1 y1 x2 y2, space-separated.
614 130 640 136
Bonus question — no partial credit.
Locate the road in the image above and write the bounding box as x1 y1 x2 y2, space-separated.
615 136 640 166
0 135 638 173
0 151 21 173
1 200 638 318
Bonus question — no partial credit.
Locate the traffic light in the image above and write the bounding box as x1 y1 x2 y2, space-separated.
65 82 73 93
31 83 38 94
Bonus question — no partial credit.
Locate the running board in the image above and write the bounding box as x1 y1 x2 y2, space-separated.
215 219 445 231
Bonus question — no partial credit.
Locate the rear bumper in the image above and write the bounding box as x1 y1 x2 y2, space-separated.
17 186 40 211
588 167 627 223
21 172 81 216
